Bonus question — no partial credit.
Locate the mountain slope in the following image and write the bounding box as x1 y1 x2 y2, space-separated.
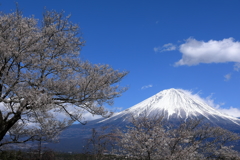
48 88 240 152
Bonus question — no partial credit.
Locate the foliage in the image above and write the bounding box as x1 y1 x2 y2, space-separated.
116 112 240 160
0 8 127 147
0 149 124 160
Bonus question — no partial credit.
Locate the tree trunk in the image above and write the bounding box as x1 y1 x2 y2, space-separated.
0 113 21 143
147 151 151 160
38 137 42 160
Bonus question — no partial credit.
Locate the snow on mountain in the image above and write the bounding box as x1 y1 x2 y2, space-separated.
99 88 240 125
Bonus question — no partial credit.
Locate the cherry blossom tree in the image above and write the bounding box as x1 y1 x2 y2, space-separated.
0 8 127 146
116 112 240 160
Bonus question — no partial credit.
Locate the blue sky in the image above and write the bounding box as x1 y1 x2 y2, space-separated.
1 0 240 118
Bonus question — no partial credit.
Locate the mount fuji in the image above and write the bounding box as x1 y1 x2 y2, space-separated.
98 88 240 126
48 88 240 152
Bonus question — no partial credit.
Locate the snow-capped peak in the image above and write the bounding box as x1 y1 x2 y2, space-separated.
99 88 239 124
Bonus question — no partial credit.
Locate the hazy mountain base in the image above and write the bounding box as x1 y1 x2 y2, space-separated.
46 114 240 153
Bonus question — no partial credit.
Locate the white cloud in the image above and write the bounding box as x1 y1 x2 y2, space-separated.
200 92 240 117
81 112 102 121
154 43 176 53
224 73 231 81
58 106 104 122
181 89 240 118
141 84 153 90
175 37 240 66
234 63 240 71
0 102 102 125
204 94 225 109
217 107 240 118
